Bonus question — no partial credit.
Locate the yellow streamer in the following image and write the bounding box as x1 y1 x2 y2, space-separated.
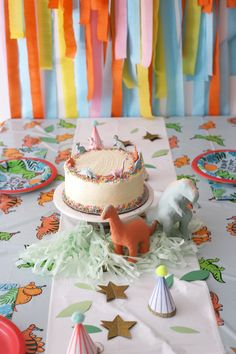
8 0 24 38
57 8 78 118
137 64 153 119
36 0 53 69
154 17 167 99
183 0 201 75
123 59 135 89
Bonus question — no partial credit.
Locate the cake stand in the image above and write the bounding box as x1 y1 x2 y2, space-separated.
53 182 154 223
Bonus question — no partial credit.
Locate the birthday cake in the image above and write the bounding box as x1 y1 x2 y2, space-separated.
63 123 148 215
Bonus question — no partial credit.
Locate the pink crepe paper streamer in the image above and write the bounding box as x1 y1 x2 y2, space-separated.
115 0 127 59
141 0 153 68
89 11 103 117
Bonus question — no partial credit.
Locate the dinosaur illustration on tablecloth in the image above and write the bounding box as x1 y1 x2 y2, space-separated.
210 291 224 326
0 231 20 241
0 282 46 313
22 324 45 353
226 216 236 236
0 194 23 214
199 257 225 283
36 213 60 239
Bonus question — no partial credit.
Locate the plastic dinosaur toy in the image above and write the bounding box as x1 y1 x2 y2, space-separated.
155 178 199 239
78 168 96 179
101 205 157 262
112 157 128 178
113 135 126 151
75 143 87 154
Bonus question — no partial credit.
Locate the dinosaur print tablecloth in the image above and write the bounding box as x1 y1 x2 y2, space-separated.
0 117 235 354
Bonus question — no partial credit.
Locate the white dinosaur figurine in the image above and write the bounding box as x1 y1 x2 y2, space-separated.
155 179 199 239
113 135 126 151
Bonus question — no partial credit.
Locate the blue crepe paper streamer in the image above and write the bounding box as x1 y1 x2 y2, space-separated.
122 40 139 117
100 39 112 117
122 84 140 117
127 0 140 65
220 39 230 115
228 8 236 76
205 12 213 80
18 39 33 119
160 0 184 116
44 16 58 119
73 9 89 117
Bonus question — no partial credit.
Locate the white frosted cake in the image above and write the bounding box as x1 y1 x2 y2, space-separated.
63 148 147 214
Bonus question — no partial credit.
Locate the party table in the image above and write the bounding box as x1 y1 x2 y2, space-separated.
0 117 235 354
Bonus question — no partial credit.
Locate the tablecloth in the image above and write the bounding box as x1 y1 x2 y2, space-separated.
0 117 235 354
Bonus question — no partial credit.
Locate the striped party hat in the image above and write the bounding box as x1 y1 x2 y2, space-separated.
148 265 176 318
66 312 98 354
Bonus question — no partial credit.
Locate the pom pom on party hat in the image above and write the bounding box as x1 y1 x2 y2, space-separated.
66 312 98 354
148 265 176 318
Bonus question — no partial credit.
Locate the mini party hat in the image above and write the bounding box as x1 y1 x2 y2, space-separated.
148 265 176 318
66 312 98 354
89 121 103 150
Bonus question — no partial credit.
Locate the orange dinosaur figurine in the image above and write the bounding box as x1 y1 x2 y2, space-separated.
101 205 158 262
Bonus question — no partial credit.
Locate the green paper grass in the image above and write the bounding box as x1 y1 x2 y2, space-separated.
17 222 198 280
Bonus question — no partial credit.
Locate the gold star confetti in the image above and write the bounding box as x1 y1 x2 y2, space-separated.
143 131 161 142
97 282 129 302
101 315 137 339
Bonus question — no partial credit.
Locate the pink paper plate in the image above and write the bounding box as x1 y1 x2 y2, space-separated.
0 316 25 354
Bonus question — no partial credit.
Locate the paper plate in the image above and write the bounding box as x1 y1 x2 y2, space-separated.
0 316 25 354
53 182 154 223
192 150 236 184
0 158 57 194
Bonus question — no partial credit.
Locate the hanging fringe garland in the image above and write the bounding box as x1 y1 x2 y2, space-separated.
36 0 53 69
4 0 21 118
1 0 236 119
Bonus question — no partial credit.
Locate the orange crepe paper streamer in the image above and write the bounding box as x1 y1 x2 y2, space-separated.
91 0 98 10
48 0 59 9
80 0 91 24
227 0 236 7
4 0 21 118
209 28 220 115
111 0 123 117
24 0 44 118
36 0 53 69
85 22 94 100
97 0 109 42
198 0 213 13
62 0 77 58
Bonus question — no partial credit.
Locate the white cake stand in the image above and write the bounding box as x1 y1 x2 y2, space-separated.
53 182 154 223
